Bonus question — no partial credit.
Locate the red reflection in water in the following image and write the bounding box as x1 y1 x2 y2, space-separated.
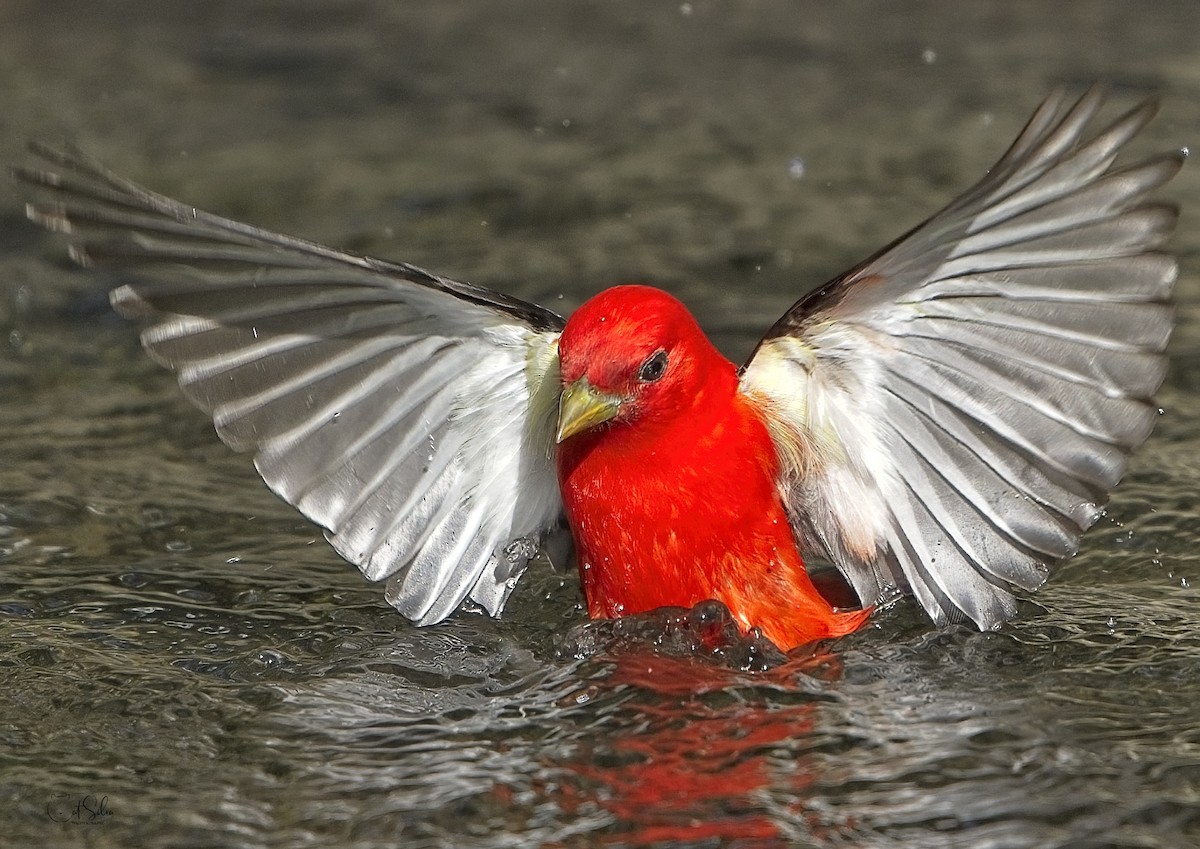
546 647 850 847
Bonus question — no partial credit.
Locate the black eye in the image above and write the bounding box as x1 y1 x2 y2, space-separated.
638 350 668 383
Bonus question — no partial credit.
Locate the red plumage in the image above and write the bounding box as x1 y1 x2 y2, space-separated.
556 286 870 649
18 89 1180 651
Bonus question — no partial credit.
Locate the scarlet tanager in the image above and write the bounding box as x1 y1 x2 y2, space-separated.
18 88 1181 649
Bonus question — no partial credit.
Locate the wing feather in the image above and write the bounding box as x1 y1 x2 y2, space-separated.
741 87 1181 629
18 143 567 625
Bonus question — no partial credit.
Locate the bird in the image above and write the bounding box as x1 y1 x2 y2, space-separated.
16 87 1181 650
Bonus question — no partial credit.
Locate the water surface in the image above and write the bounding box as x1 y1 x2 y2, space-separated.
3 2 1199 847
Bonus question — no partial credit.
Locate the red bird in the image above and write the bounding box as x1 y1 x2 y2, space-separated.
19 88 1180 650
555 286 871 646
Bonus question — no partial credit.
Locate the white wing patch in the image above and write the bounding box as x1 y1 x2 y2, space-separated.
741 331 900 609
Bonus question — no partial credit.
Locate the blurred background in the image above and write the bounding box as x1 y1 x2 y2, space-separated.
2 2 1198 848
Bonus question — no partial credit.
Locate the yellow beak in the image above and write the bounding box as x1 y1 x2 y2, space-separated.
556 377 622 443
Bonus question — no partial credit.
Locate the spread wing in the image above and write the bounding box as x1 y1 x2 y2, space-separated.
18 142 567 625
740 88 1182 629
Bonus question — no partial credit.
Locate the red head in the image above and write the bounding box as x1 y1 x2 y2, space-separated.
555 285 734 442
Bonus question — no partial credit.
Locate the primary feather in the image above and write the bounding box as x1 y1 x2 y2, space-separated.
19 142 566 624
740 87 1181 629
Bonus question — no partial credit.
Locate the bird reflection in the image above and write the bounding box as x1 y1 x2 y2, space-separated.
545 603 854 846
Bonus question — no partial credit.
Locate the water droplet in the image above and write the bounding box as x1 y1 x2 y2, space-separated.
787 156 806 180
256 649 287 667
921 48 937 64
679 2 693 15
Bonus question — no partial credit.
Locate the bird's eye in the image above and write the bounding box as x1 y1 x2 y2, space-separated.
638 350 669 383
